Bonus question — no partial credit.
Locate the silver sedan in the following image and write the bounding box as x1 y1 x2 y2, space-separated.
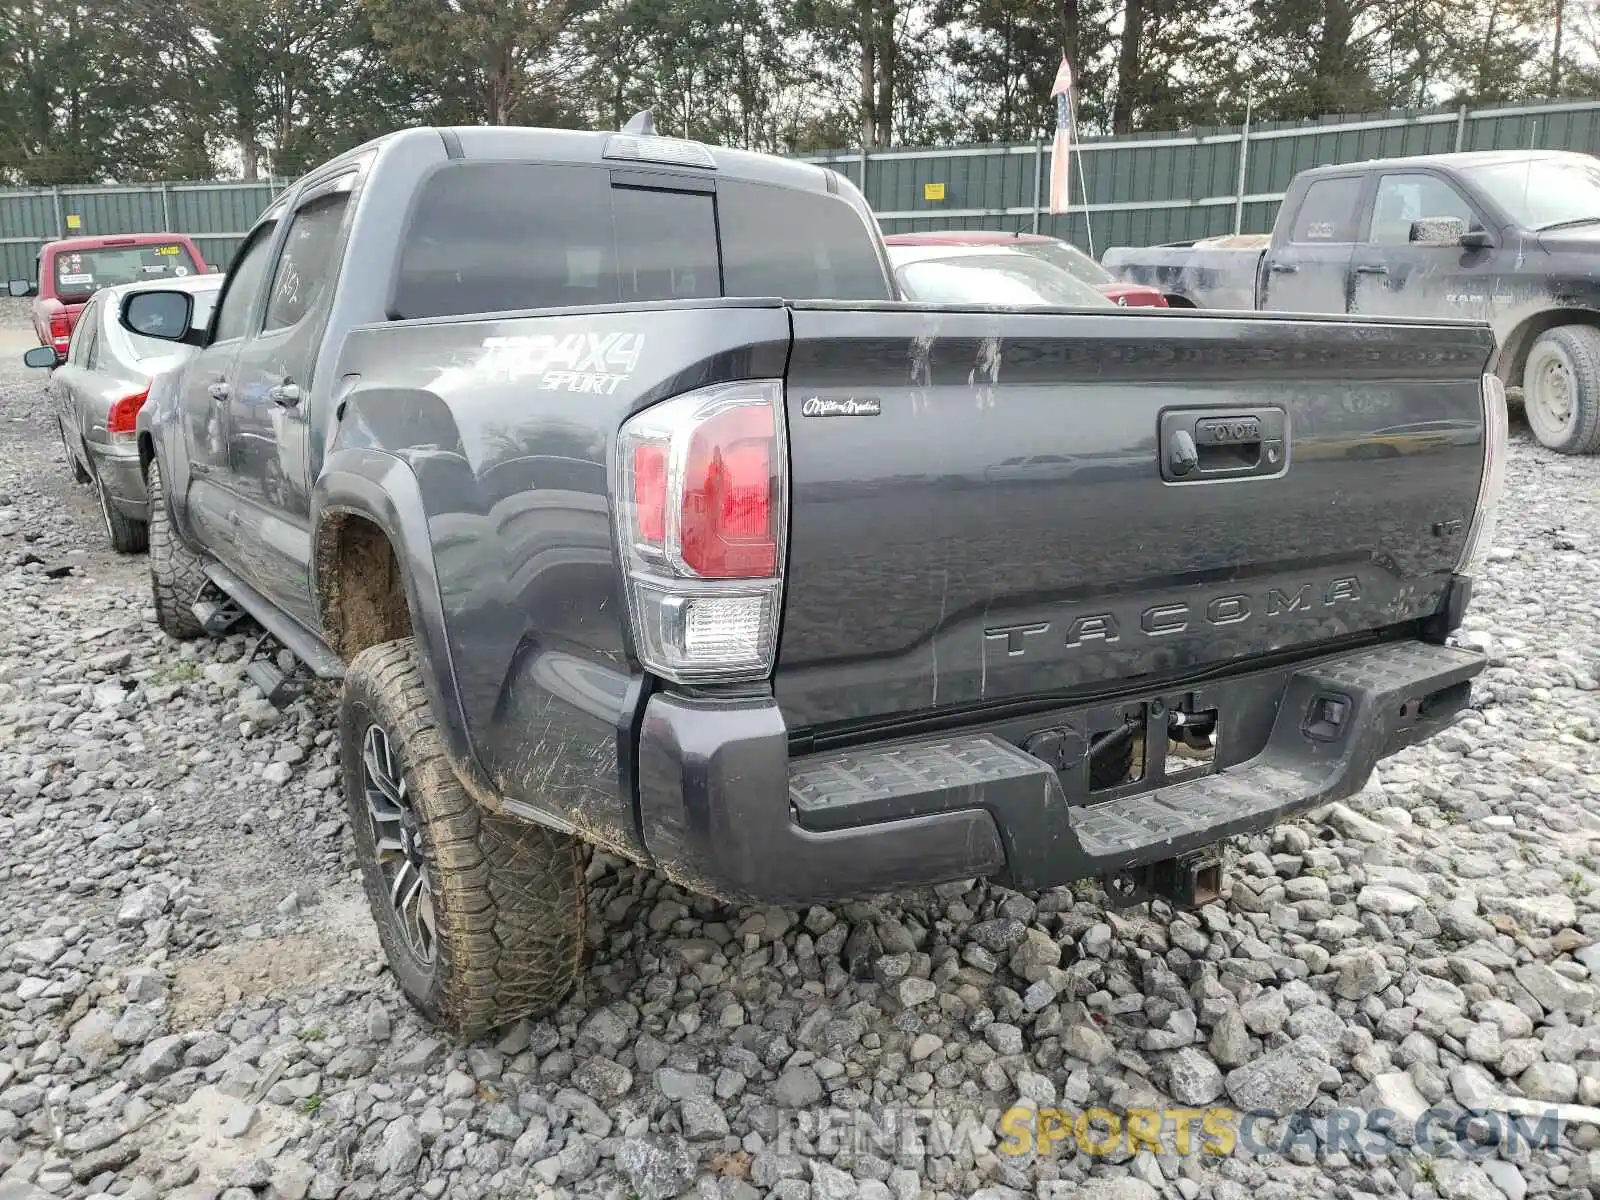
23 273 221 552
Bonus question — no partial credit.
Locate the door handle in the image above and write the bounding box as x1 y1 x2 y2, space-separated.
207 381 230 401
268 380 302 408
1268 262 1299 274
1354 263 1389 275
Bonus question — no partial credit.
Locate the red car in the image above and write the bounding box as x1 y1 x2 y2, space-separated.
8 233 211 359
883 231 1167 307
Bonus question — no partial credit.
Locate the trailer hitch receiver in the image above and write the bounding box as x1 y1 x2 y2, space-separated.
1103 849 1225 909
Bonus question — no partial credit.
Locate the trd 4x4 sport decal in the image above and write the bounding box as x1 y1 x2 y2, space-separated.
480 331 646 395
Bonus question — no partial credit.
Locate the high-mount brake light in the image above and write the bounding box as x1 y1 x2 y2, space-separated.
602 134 717 170
616 381 787 683
1456 373 1509 577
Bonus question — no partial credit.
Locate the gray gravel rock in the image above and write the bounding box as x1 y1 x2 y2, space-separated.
1165 1046 1224 1105
376 1115 424 1176
614 1134 697 1200
772 1065 823 1107
1223 1038 1328 1117
133 1034 185 1081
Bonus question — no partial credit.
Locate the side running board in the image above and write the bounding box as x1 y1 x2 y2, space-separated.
199 561 346 680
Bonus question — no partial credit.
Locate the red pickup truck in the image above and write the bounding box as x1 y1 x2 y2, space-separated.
8 233 210 358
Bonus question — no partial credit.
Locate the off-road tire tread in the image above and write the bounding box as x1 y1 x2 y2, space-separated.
343 638 586 1039
99 474 149 554
1526 325 1600 456
146 462 207 638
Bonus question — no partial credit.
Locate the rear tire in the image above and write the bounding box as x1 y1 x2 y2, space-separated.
341 638 586 1039
1523 326 1600 455
96 471 148 555
147 461 207 638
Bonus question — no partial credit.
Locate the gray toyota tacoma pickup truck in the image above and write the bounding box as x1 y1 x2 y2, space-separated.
116 123 1505 1037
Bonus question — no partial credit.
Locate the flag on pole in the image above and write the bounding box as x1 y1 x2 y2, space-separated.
1049 57 1074 215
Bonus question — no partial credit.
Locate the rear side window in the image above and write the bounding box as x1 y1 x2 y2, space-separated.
264 192 351 332
392 162 890 320
719 180 891 301
1290 177 1364 243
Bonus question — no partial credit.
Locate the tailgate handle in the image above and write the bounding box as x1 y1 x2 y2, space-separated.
1160 408 1287 484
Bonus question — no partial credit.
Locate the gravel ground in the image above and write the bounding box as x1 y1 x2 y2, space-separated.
1 340 1598 1200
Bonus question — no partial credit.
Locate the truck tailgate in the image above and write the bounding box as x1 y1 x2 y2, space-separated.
775 305 1492 731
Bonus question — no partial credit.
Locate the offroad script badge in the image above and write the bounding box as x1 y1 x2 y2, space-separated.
801 396 881 417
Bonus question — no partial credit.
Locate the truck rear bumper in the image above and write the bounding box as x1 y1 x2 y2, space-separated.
636 641 1484 905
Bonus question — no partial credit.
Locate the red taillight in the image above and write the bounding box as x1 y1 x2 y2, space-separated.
49 312 71 353
106 388 150 436
632 444 667 546
680 405 776 578
616 381 788 683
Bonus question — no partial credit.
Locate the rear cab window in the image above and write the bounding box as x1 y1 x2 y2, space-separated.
51 242 200 303
391 162 891 320
1289 177 1365 244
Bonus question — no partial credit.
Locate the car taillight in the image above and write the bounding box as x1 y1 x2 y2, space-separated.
1456 373 1508 577
616 380 787 682
106 387 150 437
632 444 668 545
48 312 71 354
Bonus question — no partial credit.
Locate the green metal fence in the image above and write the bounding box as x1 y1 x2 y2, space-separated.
5 95 1600 280
0 180 284 282
802 96 1600 254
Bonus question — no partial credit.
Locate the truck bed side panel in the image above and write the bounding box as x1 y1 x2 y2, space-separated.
327 302 792 852
776 306 1492 731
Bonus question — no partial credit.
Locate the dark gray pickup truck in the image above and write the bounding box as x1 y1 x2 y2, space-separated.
116 122 1504 1037
1104 150 1600 454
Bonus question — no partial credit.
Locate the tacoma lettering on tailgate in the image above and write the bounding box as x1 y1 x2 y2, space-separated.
984 576 1362 655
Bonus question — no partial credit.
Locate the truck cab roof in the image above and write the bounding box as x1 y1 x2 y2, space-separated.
1300 148 1589 177
312 124 842 197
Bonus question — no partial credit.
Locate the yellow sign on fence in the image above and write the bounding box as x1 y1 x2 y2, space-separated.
65 214 81 230
923 182 946 201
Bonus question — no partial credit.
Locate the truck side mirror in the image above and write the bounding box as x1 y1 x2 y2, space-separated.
8 279 36 298
120 289 195 343
1409 217 1465 246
